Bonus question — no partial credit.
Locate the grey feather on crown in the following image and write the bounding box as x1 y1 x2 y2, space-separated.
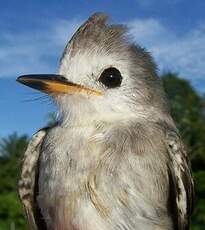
61 13 128 60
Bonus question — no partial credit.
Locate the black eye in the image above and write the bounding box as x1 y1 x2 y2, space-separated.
99 67 122 88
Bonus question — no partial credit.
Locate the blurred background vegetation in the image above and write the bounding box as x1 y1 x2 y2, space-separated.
0 73 204 229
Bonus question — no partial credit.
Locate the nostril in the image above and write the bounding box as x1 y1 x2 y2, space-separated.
58 75 67 81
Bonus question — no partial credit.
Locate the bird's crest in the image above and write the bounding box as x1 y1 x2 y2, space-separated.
61 13 128 61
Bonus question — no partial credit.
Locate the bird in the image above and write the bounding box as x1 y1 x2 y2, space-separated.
17 13 194 230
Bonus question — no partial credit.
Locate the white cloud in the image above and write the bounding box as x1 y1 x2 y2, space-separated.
127 18 205 92
1 16 205 92
0 19 81 78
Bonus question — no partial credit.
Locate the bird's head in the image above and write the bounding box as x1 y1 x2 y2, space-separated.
17 13 170 127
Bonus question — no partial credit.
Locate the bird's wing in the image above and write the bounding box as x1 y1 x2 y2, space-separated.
18 128 50 230
166 131 194 230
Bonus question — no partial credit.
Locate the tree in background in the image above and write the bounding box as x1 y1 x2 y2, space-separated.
0 73 204 229
0 133 28 229
162 73 205 230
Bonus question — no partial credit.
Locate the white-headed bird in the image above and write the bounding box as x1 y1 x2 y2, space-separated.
17 13 194 230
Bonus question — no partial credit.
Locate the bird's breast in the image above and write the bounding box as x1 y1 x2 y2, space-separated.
38 126 108 229
37 125 173 230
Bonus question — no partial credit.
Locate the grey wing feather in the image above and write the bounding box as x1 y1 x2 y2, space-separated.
166 131 194 230
18 128 49 230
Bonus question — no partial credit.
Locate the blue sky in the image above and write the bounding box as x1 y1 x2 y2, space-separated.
1 0 205 137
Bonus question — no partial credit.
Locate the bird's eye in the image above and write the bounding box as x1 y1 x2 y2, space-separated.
99 67 122 88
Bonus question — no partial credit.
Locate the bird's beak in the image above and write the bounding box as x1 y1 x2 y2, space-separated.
16 74 102 96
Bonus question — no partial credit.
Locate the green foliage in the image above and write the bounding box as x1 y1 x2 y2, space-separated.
0 73 204 229
162 73 205 230
191 171 205 229
162 73 205 171
0 193 25 229
0 133 28 229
